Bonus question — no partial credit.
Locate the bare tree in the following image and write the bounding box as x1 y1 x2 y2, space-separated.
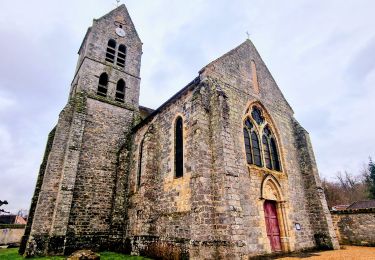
0 200 10 214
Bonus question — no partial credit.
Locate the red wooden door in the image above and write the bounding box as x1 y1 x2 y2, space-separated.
264 200 282 252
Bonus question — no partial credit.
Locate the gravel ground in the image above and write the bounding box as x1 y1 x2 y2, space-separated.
277 246 375 260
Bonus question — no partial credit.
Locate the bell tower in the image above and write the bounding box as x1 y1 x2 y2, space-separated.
21 5 142 256
70 4 142 107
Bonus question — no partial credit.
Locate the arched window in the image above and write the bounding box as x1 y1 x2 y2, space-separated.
115 79 125 102
243 118 262 167
105 39 116 63
136 139 144 189
262 125 281 171
175 116 183 178
270 138 281 171
97 73 108 97
117 44 126 68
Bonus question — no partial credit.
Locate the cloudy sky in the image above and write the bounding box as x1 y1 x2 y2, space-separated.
0 0 374 213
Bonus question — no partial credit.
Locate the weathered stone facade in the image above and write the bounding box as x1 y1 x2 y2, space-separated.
21 4 339 259
331 208 375 246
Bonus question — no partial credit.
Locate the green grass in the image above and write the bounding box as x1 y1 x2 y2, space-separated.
0 248 150 259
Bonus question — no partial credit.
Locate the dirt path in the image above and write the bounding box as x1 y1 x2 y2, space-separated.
277 246 375 259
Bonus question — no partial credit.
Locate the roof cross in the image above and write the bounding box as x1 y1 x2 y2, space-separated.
246 31 250 39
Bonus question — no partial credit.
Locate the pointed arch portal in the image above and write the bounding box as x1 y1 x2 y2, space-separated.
260 174 292 253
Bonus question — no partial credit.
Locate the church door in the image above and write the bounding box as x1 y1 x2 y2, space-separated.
264 200 282 252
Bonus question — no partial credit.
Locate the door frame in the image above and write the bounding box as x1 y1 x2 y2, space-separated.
259 174 294 253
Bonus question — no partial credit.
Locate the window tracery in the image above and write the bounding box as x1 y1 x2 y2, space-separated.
243 105 282 172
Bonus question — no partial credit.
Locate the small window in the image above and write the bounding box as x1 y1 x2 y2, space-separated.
175 116 183 178
97 73 108 97
105 39 116 63
115 79 125 102
137 139 144 189
117 44 126 68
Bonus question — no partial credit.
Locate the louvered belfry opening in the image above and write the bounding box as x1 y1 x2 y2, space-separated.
117 44 126 68
97 72 108 97
105 39 116 63
115 79 125 102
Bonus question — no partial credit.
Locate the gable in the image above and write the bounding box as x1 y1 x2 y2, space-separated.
200 40 293 114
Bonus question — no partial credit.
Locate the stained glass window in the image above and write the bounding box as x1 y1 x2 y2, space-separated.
251 132 262 167
251 106 264 125
270 138 281 171
262 135 272 169
244 128 252 164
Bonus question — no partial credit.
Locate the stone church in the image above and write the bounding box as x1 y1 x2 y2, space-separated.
20 4 339 259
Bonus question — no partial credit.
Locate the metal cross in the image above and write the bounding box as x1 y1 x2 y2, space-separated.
246 31 250 39
116 0 121 7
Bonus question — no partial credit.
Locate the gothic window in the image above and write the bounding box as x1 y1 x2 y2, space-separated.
115 79 125 102
175 116 183 178
136 139 144 189
105 39 117 63
117 44 126 68
262 125 281 171
97 72 108 97
243 118 262 167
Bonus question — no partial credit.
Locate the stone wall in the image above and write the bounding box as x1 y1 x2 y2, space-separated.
331 208 375 246
0 225 25 246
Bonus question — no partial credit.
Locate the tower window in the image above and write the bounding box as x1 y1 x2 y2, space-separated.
115 79 125 102
175 116 183 178
117 44 126 68
105 39 116 63
97 73 108 97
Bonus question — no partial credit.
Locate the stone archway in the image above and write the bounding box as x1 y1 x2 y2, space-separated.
260 174 292 253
